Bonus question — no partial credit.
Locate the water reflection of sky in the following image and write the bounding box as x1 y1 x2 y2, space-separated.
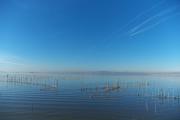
0 73 180 120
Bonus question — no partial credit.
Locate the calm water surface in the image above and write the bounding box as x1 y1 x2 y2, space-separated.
0 73 180 120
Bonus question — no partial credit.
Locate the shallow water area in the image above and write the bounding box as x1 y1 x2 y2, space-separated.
0 73 180 120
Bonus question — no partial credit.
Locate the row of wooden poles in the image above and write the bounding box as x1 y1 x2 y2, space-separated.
0 73 59 91
80 80 180 101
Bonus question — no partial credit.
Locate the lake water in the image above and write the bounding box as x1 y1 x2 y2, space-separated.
0 73 180 120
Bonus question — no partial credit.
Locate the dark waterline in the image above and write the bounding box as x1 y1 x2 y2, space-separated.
0 73 180 120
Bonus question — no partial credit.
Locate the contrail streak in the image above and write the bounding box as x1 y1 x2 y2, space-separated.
129 6 179 34
104 0 167 42
130 12 180 36
116 0 167 33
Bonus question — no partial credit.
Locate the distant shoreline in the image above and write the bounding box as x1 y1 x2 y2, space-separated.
0 71 180 76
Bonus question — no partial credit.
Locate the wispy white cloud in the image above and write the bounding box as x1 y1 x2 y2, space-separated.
0 53 53 72
0 54 28 71
0 60 24 66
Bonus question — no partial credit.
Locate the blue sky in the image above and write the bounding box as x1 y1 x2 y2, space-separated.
0 0 180 72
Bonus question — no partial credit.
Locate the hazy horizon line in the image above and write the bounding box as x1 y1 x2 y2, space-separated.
0 70 180 75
